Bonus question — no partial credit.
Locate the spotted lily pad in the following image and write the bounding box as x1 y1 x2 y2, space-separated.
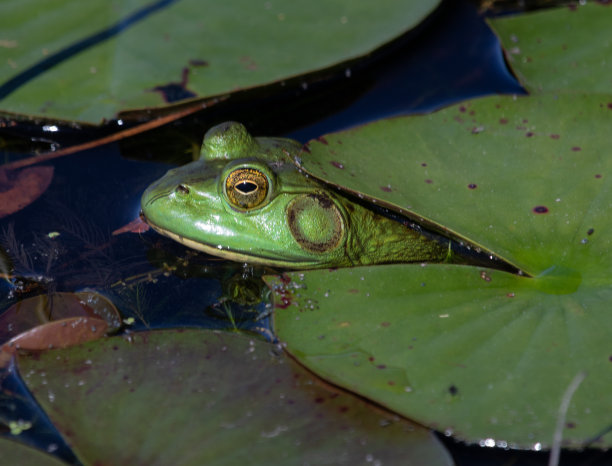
268 3 612 450
0 0 440 124
17 329 452 465
488 3 612 94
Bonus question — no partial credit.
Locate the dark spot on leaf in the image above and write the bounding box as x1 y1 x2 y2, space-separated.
587 228 594 236
499 118 508 124
388 381 396 386
425 179 433 184
533 205 549 214
449 385 459 396
368 356 375 362
380 186 392 192
421 162 427 167
468 183 477 189
566 422 576 429
381 322 390 327
348 289 359 294
469 110 475 116
595 174 602 179
376 364 387 369
315 397 325 404
526 131 534 137
459 105 466 113
152 68 196 103
239 56 257 70
507 292 515 298
301 144 311 153
608 103 612 109
189 59 208 67
317 136 328 145
330 161 344 169
550 134 560 139
571 146 581 151
339 406 349 413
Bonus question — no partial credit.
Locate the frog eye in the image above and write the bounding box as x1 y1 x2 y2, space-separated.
225 168 269 209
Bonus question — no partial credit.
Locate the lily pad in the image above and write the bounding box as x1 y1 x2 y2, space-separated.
0 166 53 219
268 263 612 449
488 2 612 94
0 437 66 465
17 329 453 465
298 93 611 277
269 4 612 450
0 291 122 344
0 0 440 124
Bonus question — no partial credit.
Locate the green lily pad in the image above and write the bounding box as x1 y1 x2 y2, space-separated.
0 437 66 465
268 263 612 449
17 329 453 465
488 2 612 94
0 0 440 124
269 5 612 449
299 93 611 277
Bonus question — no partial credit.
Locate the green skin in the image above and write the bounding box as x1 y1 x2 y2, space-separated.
141 122 448 269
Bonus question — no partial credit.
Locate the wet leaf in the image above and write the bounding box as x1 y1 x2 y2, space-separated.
17 329 452 465
269 4 612 450
111 216 150 235
0 291 122 345
0 437 66 465
268 264 612 449
488 2 612 94
0 0 440 124
299 93 611 277
0 166 53 219
3 316 108 353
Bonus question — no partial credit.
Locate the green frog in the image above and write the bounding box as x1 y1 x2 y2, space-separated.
141 122 449 269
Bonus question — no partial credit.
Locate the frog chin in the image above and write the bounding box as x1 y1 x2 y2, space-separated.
147 221 317 269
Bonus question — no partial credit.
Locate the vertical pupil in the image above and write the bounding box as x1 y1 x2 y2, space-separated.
236 180 258 194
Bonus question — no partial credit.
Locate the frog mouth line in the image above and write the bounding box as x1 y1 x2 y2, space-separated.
142 215 319 269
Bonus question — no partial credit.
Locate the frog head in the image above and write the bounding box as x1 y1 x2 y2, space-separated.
141 122 350 268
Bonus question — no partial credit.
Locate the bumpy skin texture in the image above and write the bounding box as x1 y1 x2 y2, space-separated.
141 122 448 269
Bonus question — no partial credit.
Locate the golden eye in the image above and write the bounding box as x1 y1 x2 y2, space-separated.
225 168 269 209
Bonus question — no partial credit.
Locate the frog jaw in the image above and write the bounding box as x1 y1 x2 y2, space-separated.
145 216 337 269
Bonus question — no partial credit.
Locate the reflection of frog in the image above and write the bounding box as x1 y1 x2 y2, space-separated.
141 122 448 269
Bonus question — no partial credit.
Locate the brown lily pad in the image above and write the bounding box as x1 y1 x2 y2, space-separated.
0 166 54 218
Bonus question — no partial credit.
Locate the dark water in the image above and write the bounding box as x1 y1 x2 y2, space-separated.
1 0 609 464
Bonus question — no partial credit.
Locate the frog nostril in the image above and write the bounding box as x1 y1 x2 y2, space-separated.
176 184 190 195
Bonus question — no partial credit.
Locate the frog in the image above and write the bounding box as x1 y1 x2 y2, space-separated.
141 122 450 269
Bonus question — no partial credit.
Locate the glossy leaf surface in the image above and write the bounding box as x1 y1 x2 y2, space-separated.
270 3 612 449
17 329 453 465
0 0 440 123
488 3 612 94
